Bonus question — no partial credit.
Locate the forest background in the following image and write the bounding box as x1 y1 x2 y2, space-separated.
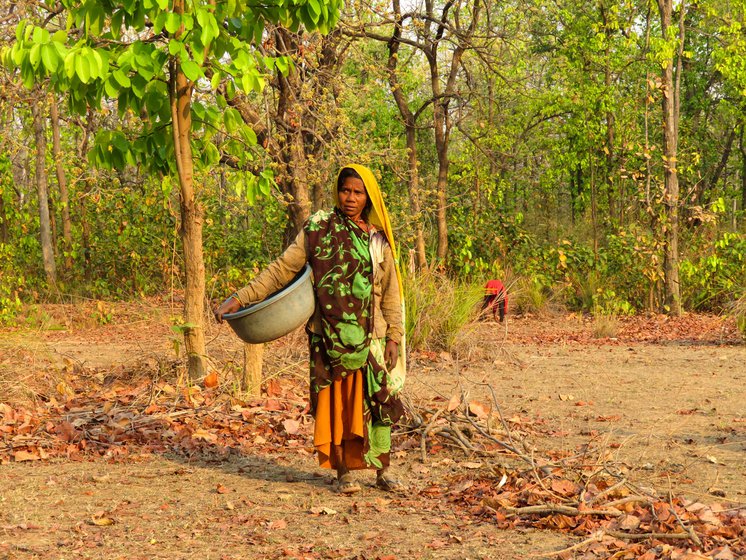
1 0 745 372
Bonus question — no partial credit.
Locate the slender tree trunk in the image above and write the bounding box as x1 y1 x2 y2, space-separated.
387 0 427 269
0 189 6 243
31 100 57 287
50 95 72 272
77 117 94 281
600 1 616 226
170 0 208 379
738 121 746 222
704 127 736 203
590 147 598 257
430 0 480 262
658 0 683 315
433 102 449 261
242 343 264 396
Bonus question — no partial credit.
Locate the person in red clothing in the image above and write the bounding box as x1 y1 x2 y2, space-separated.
483 279 507 322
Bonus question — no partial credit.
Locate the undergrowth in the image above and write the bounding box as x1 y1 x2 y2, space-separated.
403 269 484 352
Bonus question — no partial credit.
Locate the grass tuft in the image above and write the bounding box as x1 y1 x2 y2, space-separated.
403 269 484 352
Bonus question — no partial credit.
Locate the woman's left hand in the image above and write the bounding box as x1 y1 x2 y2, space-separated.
384 339 399 370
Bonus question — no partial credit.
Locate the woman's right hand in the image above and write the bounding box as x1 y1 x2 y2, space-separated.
213 296 242 323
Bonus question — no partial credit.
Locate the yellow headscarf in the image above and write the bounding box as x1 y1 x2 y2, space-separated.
334 164 403 298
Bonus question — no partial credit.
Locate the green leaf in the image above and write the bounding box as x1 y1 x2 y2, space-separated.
223 107 238 133
180 59 202 81
111 9 124 39
113 68 131 87
29 43 42 70
41 44 59 72
64 51 76 78
75 53 91 83
210 71 221 90
104 76 119 97
192 101 206 120
168 40 184 56
15 20 26 42
165 13 181 34
240 123 257 145
131 74 147 98
307 0 321 20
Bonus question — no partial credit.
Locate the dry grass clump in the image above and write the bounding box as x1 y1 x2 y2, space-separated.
732 295 746 342
403 269 484 352
592 314 619 339
510 276 567 316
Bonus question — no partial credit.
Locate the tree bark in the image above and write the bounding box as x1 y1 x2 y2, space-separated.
275 29 312 239
50 95 73 272
738 121 746 221
600 1 616 225
31 99 57 287
657 0 683 316
242 343 264 396
388 0 427 270
705 127 736 203
429 0 480 262
171 0 208 379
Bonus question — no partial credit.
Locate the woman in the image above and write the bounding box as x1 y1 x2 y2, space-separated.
214 165 406 494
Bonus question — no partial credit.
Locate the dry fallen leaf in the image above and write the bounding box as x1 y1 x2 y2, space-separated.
309 507 337 515
460 461 482 469
89 516 115 526
13 450 40 462
468 401 489 419
215 484 230 494
268 519 287 530
447 393 461 412
282 418 301 435
192 429 218 443
203 371 219 388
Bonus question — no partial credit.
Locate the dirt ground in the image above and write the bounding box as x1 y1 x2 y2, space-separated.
1 303 744 559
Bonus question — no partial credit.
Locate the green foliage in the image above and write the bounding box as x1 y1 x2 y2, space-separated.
680 231 746 310
5 0 342 199
0 245 24 325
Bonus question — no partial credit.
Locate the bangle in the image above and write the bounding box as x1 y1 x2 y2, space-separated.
230 293 243 305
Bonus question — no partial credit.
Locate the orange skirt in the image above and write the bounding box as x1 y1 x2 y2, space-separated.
313 370 370 470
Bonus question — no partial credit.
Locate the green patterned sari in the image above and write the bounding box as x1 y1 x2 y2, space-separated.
306 208 404 468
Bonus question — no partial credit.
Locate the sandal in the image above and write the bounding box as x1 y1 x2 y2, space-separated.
337 472 361 494
375 475 405 492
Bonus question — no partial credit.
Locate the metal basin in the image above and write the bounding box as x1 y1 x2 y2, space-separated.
224 264 315 343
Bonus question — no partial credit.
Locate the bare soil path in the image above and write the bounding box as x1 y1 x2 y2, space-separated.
1 305 744 559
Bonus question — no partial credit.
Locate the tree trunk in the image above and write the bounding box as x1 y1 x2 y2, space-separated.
429 0 480 263
50 95 73 272
387 0 428 269
601 1 616 225
705 127 736 203
170 0 208 379
77 116 94 281
738 121 746 220
658 0 683 316
275 29 312 239
31 99 57 287
242 343 264 396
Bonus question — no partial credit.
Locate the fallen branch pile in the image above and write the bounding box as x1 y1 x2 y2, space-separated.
403 394 744 559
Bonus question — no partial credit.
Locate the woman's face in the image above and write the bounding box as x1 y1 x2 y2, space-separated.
338 177 368 222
